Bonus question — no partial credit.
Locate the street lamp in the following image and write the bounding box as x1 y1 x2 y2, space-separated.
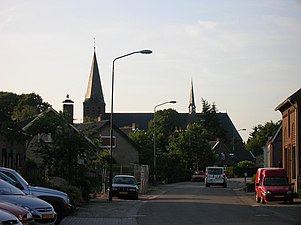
109 49 152 201
153 100 177 186
232 128 247 155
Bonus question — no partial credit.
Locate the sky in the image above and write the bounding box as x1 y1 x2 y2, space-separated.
1 0 301 142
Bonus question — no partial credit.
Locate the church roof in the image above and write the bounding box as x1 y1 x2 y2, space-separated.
84 51 105 104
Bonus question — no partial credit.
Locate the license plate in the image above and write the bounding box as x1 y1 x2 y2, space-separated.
42 214 54 219
119 191 128 195
275 195 285 198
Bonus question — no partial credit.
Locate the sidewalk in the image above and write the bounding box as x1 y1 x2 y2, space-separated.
60 187 164 225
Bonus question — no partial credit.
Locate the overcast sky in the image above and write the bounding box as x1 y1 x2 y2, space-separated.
1 0 301 141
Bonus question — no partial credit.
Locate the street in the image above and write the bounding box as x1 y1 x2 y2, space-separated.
61 179 301 225
137 181 301 225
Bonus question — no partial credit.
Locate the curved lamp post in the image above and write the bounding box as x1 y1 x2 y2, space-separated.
153 100 177 186
108 49 152 201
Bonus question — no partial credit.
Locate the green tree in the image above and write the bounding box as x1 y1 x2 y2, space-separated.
0 92 50 121
166 123 214 176
245 121 281 156
148 108 182 155
25 112 96 184
236 160 256 169
129 130 153 166
198 98 225 141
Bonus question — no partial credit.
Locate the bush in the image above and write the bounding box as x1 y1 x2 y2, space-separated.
48 177 82 206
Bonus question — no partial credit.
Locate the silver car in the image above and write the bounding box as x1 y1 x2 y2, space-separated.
0 179 57 225
0 208 22 225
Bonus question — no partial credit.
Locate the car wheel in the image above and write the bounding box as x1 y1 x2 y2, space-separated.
223 183 227 188
255 193 260 203
52 203 63 225
205 183 210 187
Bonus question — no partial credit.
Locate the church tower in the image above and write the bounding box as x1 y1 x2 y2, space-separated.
188 80 197 125
83 49 106 121
188 80 196 115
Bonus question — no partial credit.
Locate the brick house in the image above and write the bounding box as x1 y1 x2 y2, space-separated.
275 88 301 194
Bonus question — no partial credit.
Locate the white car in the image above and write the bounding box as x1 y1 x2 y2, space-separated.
205 167 227 188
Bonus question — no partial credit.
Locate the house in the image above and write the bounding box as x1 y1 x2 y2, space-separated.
209 140 234 166
0 111 26 170
266 124 282 168
275 88 301 194
19 107 96 165
75 121 140 165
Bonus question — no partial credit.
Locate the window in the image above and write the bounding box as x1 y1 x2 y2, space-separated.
292 147 296 179
288 109 290 138
101 136 116 148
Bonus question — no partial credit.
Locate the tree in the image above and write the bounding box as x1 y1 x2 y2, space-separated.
129 130 153 166
167 123 215 175
198 98 226 141
245 121 281 156
148 108 182 155
25 112 96 184
0 92 50 121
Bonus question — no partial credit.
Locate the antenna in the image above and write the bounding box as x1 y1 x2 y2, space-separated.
93 37 96 51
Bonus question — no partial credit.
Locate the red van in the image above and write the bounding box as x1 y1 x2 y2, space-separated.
255 168 293 204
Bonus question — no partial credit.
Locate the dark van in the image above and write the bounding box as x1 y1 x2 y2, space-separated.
255 168 293 204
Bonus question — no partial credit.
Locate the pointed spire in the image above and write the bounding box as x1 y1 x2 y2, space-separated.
85 49 105 103
188 79 196 114
83 47 106 121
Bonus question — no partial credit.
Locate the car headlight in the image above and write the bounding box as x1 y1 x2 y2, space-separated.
265 190 272 195
19 212 33 220
112 187 117 191
287 190 292 194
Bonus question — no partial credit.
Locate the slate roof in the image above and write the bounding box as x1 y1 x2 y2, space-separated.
84 51 105 104
105 111 254 163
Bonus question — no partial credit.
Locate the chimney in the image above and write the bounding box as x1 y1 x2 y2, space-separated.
62 94 74 124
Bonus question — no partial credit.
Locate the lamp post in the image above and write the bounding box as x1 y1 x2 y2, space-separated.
109 49 152 202
153 100 177 186
232 128 247 155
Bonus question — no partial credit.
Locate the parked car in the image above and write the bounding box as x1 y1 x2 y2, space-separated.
205 166 227 188
0 167 73 224
112 175 139 200
191 171 205 182
0 201 34 225
0 208 22 225
255 168 293 204
0 179 57 225
0 171 17 186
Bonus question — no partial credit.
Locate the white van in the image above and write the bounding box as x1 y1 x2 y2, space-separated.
205 166 227 188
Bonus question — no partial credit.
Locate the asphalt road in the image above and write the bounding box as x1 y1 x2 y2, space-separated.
136 181 301 225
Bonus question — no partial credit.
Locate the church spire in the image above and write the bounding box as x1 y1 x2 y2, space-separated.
188 79 196 114
83 47 106 121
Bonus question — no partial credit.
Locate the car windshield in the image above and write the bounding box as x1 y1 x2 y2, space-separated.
208 168 223 175
263 177 289 186
0 172 17 186
0 179 25 195
113 176 136 185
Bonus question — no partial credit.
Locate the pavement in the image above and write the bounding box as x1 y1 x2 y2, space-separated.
60 178 300 225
